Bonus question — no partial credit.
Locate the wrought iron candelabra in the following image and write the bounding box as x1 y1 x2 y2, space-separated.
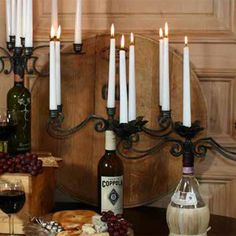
1 36 234 164
45 46 236 164
47 102 236 164
1 36 47 76
0 35 83 77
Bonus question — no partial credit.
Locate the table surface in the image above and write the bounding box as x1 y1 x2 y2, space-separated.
1 202 236 235
53 203 236 236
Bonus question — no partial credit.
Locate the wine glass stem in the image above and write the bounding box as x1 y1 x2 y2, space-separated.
8 214 14 235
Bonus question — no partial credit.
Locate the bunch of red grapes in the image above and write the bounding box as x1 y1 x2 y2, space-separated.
0 152 43 176
101 211 132 236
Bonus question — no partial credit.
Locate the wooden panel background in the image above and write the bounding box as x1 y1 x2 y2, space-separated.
0 0 235 216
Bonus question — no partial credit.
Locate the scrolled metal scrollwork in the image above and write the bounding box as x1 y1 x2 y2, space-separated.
193 137 236 161
47 113 109 139
25 45 49 76
169 139 184 157
94 117 108 132
0 47 13 74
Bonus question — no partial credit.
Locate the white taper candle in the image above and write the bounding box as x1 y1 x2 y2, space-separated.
49 26 57 111
128 32 136 121
74 0 82 44
119 35 128 123
15 0 22 47
159 28 164 107
107 24 116 108
162 22 170 111
22 0 27 38
55 25 61 106
5 0 11 41
25 0 33 47
11 0 16 36
183 36 191 127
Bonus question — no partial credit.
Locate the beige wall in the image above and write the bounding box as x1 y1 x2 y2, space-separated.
1 0 236 217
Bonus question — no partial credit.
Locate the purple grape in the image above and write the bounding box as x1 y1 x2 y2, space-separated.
31 154 38 159
30 160 37 166
114 224 120 230
25 157 31 164
116 214 123 219
25 152 31 157
108 227 114 234
15 157 21 164
7 159 12 166
3 164 8 170
37 159 43 168
8 167 14 173
113 232 120 236
101 216 107 222
31 170 38 176
0 152 5 158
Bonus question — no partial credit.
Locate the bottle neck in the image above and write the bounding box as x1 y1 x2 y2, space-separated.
14 74 24 87
182 166 194 176
105 130 116 151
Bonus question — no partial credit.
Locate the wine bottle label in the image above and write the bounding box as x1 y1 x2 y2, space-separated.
101 176 123 215
105 130 116 151
171 191 197 206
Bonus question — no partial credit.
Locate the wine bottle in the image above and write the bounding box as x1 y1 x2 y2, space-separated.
7 73 31 154
166 143 210 236
98 130 124 215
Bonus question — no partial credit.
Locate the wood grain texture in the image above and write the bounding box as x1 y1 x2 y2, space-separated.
33 0 236 43
31 34 207 207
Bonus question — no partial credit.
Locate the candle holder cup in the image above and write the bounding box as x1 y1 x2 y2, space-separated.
73 43 83 54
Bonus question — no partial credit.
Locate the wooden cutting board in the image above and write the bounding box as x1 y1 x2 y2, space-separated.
31 34 207 207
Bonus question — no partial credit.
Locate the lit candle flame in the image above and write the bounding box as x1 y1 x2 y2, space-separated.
185 36 188 46
130 32 134 44
50 25 55 39
164 22 168 37
159 28 163 38
111 24 115 37
56 25 61 39
121 35 125 49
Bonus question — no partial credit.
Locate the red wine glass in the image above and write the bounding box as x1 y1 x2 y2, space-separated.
0 179 26 235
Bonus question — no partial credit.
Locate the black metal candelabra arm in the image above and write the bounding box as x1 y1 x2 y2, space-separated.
46 111 108 139
46 107 148 140
117 118 236 164
141 110 173 137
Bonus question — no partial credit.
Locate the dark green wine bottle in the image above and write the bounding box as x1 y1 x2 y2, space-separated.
7 74 31 154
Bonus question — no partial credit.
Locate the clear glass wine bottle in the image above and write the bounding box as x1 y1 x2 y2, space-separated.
166 140 210 236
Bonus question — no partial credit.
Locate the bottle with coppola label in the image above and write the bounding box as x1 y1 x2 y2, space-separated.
7 71 31 154
98 130 124 215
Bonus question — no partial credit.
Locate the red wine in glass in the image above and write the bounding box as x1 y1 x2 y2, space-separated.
0 180 25 235
0 190 25 214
